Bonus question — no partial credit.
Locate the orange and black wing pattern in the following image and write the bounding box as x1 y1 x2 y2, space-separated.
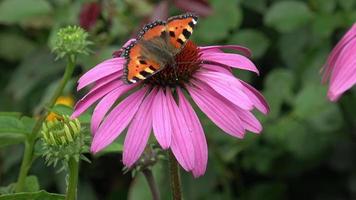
166 13 198 49
123 21 166 84
122 41 161 84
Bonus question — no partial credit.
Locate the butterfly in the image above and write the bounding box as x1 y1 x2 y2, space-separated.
122 13 198 84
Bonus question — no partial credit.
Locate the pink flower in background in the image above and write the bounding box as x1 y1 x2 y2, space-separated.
72 38 269 177
79 2 101 31
322 23 356 101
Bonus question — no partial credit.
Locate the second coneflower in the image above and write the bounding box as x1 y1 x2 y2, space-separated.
72 13 269 177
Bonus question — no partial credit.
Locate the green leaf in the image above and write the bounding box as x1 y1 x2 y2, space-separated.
0 116 28 147
23 176 40 192
310 0 336 13
0 190 64 200
241 0 267 14
0 32 36 61
6 50 64 101
228 29 270 58
264 1 313 33
0 0 52 25
194 0 242 44
94 142 124 156
264 69 296 119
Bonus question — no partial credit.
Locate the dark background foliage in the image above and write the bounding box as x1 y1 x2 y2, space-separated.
1 0 356 199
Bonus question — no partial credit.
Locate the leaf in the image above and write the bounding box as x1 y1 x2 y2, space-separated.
0 32 36 61
228 29 270 58
0 190 64 200
0 0 52 25
264 1 313 33
6 49 64 101
23 176 40 192
0 116 28 147
264 69 296 119
94 142 124 156
194 0 242 44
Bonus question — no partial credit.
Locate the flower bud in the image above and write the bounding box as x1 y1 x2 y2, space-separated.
52 26 91 59
40 115 87 167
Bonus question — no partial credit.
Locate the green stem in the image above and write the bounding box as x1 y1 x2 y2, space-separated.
65 158 79 200
15 56 76 192
142 169 160 200
168 151 182 200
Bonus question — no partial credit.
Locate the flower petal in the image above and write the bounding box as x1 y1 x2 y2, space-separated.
240 80 270 114
187 81 245 138
199 45 252 57
200 64 232 75
233 106 262 133
200 52 259 74
77 58 125 91
90 84 135 134
166 89 195 171
152 88 172 149
177 88 207 177
72 80 123 118
90 71 122 91
90 87 147 153
196 71 254 110
123 89 157 167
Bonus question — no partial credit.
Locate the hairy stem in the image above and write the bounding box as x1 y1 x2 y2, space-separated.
168 151 182 200
15 56 76 192
65 158 79 200
142 169 161 200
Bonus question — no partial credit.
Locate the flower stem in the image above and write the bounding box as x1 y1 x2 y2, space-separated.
15 56 76 192
168 151 182 200
65 158 79 200
142 169 160 200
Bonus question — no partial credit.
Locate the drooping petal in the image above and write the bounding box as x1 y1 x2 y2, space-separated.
196 71 254 110
77 58 125 90
90 84 135 134
233 106 262 133
200 64 232 75
90 71 122 91
91 87 147 153
199 45 252 57
240 80 270 114
322 24 356 82
328 41 356 101
177 88 207 177
112 39 136 57
187 81 245 138
152 88 172 149
200 52 259 74
72 80 123 118
166 89 195 171
123 89 157 167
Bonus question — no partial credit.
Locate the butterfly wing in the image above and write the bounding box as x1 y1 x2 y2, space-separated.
166 13 198 50
123 22 167 84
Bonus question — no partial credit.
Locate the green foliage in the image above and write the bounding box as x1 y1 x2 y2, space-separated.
0 190 64 200
0 0 356 199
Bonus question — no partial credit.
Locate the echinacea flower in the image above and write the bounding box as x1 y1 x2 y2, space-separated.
72 37 269 177
322 23 356 101
79 1 101 31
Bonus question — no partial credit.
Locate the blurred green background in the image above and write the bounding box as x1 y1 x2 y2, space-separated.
1 0 356 199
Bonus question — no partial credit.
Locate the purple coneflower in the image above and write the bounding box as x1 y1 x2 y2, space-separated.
72 38 269 177
79 2 101 31
322 23 356 101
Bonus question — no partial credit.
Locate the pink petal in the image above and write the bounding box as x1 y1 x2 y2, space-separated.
166 89 195 171
200 64 232 75
240 80 270 114
152 88 172 149
90 71 122 91
90 87 147 153
77 58 125 91
322 24 356 82
187 81 245 138
233 106 262 133
72 80 123 118
199 45 252 57
196 71 254 110
122 89 157 167
177 88 208 177
200 52 259 74
90 84 135 134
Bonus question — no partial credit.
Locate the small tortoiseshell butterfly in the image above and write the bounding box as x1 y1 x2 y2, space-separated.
122 13 198 84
